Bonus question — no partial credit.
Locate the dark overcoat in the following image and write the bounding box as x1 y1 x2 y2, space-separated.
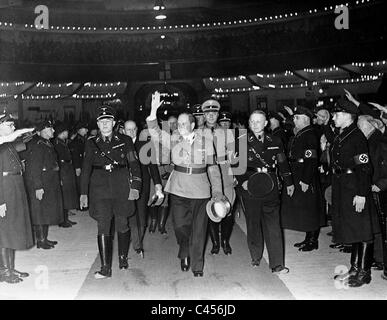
24 138 64 225
281 125 325 232
0 143 34 249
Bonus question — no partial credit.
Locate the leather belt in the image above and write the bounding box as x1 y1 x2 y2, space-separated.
42 167 59 172
332 167 354 175
92 164 127 172
289 158 304 163
60 159 72 164
2 171 22 176
174 165 207 175
247 167 275 173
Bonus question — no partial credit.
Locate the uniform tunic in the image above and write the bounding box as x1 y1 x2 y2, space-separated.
80 133 142 221
24 137 64 225
54 138 78 210
281 125 325 232
235 132 293 268
325 122 379 244
0 143 34 249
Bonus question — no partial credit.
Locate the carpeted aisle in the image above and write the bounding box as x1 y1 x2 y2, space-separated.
75 217 294 300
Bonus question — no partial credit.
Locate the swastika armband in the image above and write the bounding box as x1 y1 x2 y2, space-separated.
304 149 317 159
277 152 286 163
353 153 369 165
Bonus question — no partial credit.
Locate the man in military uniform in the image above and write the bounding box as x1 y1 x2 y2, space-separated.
69 121 88 202
236 110 294 273
0 111 34 284
80 106 142 279
54 122 77 228
124 120 163 257
281 106 325 252
268 112 289 152
326 99 379 287
202 100 236 255
147 92 224 277
24 120 64 250
219 111 232 129
192 104 205 129
357 114 387 272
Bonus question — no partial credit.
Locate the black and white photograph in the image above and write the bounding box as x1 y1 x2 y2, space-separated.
0 0 386 305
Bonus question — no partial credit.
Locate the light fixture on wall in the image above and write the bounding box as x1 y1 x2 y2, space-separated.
154 0 167 20
153 0 166 11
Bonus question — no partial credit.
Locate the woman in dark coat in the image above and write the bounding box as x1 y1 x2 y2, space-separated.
24 120 64 250
0 112 34 284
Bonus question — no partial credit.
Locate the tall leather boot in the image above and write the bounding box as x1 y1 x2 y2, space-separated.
208 221 220 254
65 210 77 225
294 232 312 248
148 206 158 233
59 211 73 228
221 215 233 255
334 243 359 281
8 248 29 278
35 225 53 249
348 242 373 287
0 248 22 284
94 234 112 279
43 225 58 246
299 229 319 252
158 206 169 235
117 230 130 270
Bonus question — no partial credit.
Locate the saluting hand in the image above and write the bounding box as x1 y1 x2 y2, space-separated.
35 189 44 200
369 102 387 114
150 91 164 114
344 89 360 107
299 181 309 192
372 185 381 193
0 204 7 218
353 195 366 213
80 194 88 209
287 184 295 197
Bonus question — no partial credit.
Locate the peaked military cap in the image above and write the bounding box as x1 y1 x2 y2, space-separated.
268 112 283 123
293 106 314 119
333 98 359 115
202 99 220 112
97 105 115 120
74 121 89 131
192 104 204 116
36 120 54 132
54 121 69 135
219 111 232 123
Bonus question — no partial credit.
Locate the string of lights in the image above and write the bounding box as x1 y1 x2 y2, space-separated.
0 0 377 34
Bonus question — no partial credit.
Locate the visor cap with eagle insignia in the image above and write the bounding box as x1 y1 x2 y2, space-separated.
97 105 116 121
201 99 220 113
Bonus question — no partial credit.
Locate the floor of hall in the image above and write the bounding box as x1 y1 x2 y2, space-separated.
1 210 386 300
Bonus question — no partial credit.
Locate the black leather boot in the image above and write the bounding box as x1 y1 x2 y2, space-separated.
148 207 158 233
43 225 58 246
180 257 190 272
221 215 233 255
118 230 130 270
65 210 77 225
158 207 169 235
348 242 373 287
94 234 112 279
299 229 319 252
58 212 73 228
208 221 220 254
334 243 359 281
294 232 311 248
8 248 29 278
35 225 54 249
0 248 22 284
